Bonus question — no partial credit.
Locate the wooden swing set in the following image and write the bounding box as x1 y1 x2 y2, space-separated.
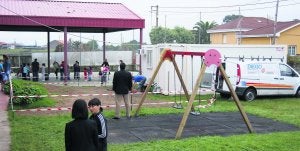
134 48 254 139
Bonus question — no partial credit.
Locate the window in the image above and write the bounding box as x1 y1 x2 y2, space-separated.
146 50 152 68
279 64 298 77
288 45 296 56
222 34 227 44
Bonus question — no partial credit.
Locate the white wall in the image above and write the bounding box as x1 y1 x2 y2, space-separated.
32 51 133 67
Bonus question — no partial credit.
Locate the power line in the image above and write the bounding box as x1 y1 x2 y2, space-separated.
158 2 300 15
160 0 289 9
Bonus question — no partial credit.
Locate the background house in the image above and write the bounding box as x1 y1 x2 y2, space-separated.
208 17 300 56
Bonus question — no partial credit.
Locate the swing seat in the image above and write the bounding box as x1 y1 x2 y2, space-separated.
195 97 216 109
172 103 183 109
190 111 200 115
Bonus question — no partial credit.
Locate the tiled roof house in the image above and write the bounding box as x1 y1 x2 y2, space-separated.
208 17 300 56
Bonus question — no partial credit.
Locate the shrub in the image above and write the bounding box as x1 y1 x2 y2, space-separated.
3 79 48 105
287 56 300 67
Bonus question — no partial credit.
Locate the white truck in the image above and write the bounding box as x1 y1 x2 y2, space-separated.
216 60 300 101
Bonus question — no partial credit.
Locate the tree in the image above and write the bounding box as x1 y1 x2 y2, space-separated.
173 26 194 43
72 40 81 52
223 14 243 23
150 26 194 44
106 44 120 51
121 40 140 51
55 43 63 52
86 40 98 51
150 27 172 44
193 21 217 44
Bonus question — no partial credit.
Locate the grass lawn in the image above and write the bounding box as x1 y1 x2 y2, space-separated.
9 96 300 151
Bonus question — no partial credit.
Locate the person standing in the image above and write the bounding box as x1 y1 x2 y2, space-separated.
88 66 93 81
117 60 123 71
25 63 30 80
101 58 109 67
31 58 39 81
112 62 132 119
41 63 46 81
88 98 107 151
2 55 11 82
21 63 27 80
83 67 88 81
73 61 80 80
0 59 3 83
60 61 65 81
65 99 99 151
1 55 10 91
53 61 60 80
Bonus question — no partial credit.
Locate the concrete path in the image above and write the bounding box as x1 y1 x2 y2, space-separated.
0 90 10 151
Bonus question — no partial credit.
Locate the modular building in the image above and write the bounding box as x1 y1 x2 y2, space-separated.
137 44 287 95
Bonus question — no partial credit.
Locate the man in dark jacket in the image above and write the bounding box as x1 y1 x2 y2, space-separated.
31 58 39 81
112 62 132 119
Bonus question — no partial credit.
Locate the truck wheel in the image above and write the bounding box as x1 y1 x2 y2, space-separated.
243 88 256 101
296 88 300 98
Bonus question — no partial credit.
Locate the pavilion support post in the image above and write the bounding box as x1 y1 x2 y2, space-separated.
63 27 68 84
139 28 143 74
47 31 50 76
103 32 106 62
219 65 254 133
175 65 206 139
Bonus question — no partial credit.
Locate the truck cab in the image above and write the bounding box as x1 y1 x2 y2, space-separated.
216 60 300 101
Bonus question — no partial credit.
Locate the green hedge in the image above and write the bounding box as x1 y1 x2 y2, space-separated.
3 79 48 105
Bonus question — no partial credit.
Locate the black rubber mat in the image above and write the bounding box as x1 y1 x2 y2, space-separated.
107 112 300 144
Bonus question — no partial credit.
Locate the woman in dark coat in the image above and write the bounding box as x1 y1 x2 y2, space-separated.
65 99 99 151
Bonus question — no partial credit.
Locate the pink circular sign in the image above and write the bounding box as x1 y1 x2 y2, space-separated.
204 49 221 67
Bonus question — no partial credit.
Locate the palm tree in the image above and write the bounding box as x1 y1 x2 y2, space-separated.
193 21 217 44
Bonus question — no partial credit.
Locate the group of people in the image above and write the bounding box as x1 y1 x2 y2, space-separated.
16 58 47 81
53 59 110 83
65 59 148 151
65 98 107 151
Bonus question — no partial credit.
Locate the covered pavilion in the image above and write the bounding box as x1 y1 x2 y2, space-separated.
0 0 145 76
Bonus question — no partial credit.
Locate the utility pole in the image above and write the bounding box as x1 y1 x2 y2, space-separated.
199 12 201 44
237 7 242 45
151 5 159 27
272 0 279 45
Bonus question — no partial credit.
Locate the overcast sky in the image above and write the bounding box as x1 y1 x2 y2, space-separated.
0 0 299 46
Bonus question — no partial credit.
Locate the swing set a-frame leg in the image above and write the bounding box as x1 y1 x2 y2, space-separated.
134 55 164 117
175 64 255 139
175 65 207 139
219 65 254 133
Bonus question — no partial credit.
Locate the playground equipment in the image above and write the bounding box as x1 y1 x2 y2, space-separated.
134 48 254 139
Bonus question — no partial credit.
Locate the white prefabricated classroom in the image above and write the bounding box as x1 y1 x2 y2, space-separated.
136 44 287 95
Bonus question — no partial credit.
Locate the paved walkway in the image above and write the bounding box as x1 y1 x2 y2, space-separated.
0 89 10 151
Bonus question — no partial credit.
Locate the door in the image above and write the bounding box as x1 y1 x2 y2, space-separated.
222 62 238 92
277 64 299 95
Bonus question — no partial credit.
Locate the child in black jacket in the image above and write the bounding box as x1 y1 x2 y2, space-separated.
88 98 107 151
